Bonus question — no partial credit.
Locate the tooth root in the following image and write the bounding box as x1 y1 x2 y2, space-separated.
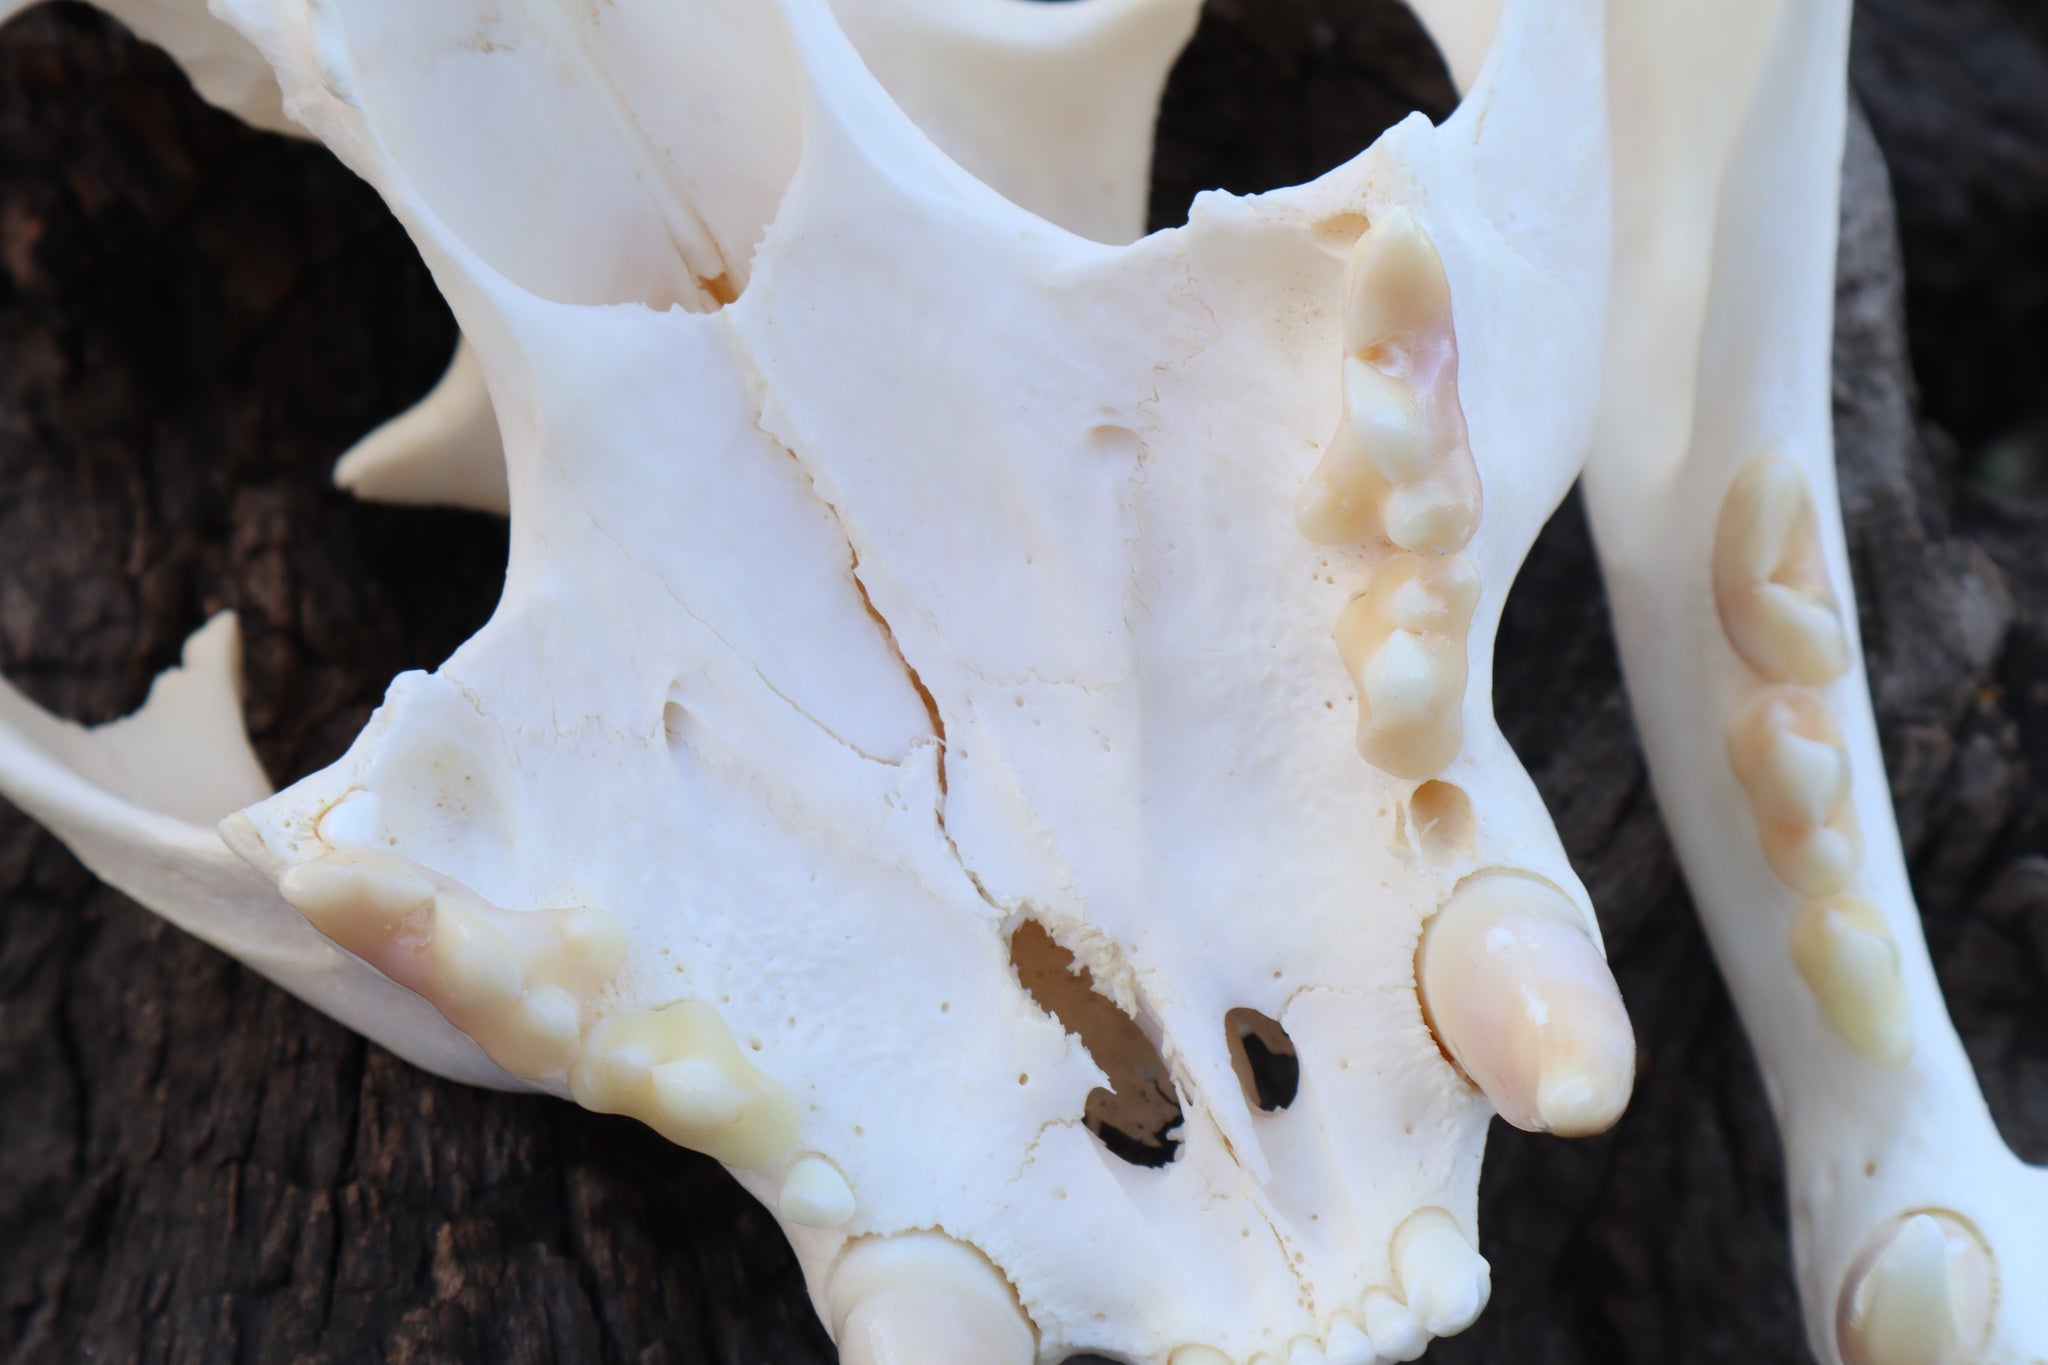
570 1001 801 1168
1838 1213 1996 1365
1322 1318 1374 1365
827 1232 1035 1365
1335 553 1479 779
1361 1289 1427 1363
778 1153 857 1230
1728 688 1862 896
1392 1209 1492 1337
1713 454 1851 685
1789 898 1912 1064
1418 872 1636 1136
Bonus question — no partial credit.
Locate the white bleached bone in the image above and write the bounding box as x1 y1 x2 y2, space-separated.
1 0 1636 1358
1583 1 2048 1362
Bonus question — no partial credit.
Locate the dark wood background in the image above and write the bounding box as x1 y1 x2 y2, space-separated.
1 2 2042 1361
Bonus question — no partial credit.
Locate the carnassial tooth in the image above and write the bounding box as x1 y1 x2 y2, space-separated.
1391 1208 1491 1336
1788 897 1912 1065
1361 1289 1426 1362
1334 553 1480 778
1713 454 1851 685
1417 872 1635 1136
1837 1212 1996 1365
827 1232 1036 1365
1728 688 1862 895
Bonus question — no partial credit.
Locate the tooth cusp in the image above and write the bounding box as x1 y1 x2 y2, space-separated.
570 1001 801 1168
1788 897 1912 1065
1837 1212 1996 1365
778 1153 857 1229
1392 1208 1491 1337
1361 1288 1426 1362
1728 688 1862 895
1321 1317 1374 1365
1335 553 1479 778
1713 454 1851 685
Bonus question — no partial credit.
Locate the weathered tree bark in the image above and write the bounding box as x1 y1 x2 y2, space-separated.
1 2 2042 1362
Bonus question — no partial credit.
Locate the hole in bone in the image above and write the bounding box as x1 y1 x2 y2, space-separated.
1224 1007 1301 1112
1408 780 1475 862
1008 920 1183 1167
1148 0 1458 231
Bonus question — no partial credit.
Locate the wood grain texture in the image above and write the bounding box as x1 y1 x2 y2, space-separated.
1 2 2043 1361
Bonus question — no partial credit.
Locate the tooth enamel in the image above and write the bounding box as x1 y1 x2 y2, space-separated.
513 985 584 1067
1344 357 1435 483
278 856 434 926
1837 1213 1996 1365
1728 688 1862 896
1382 479 1480 555
570 1002 800 1168
1334 553 1480 779
1392 1208 1492 1337
1361 1289 1427 1363
1343 207 1453 349
423 896 525 1010
1788 897 1912 1065
827 1232 1036 1365
1712 454 1850 685
1417 872 1636 1136
315 789 385 848
778 1153 857 1229
1322 1318 1374 1365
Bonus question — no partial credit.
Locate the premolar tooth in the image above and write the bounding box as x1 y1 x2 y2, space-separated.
570 1001 801 1168
1361 1289 1426 1362
779 1153 857 1229
315 789 385 848
1789 897 1912 1064
1713 454 1851 685
1417 872 1635 1136
827 1232 1036 1365
1837 1212 1996 1365
1343 206 1452 350
1334 553 1480 779
278 855 434 926
1728 688 1862 895
1322 1317 1374 1365
1344 357 1434 483
1392 1209 1491 1337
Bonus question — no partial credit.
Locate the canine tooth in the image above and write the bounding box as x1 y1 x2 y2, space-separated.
1837 1213 1996 1365
315 790 385 848
1343 206 1452 349
1361 1289 1426 1363
1334 554 1479 779
1788 898 1912 1065
1322 1318 1374 1365
1728 688 1862 896
277 854 434 928
1392 1208 1491 1337
828 1232 1036 1365
1344 357 1435 484
779 1154 857 1229
1417 872 1635 1136
570 1002 801 1168
1712 454 1850 685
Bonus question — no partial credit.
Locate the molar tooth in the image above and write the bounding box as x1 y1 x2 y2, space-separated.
1343 357 1434 483
1391 1209 1491 1337
1322 1317 1374 1365
569 1001 801 1168
827 1232 1036 1365
1334 554 1479 779
1381 477 1481 556
1788 897 1912 1065
1837 1213 1996 1365
1417 872 1636 1136
1361 1289 1426 1363
1713 454 1851 685
778 1153 856 1229
1728 688 1862 896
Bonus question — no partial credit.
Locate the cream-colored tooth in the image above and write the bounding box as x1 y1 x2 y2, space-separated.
1167 1347 1232 1365
315 790 385 848
569 1002 801 1168
1322 1317 1374 1365
277 855 435 930
1391 1208 1491 1337
779 1154 857 1230
1712 454 1850 685
1343 205 1452 350
1344 357 1435 484
1295 465 1376 547
422 894 524 1012
1417 872 1636 1136
559 907 628 972
827 1232 1035 1365
1837 1213 1996 1365
1381 478 1480 557
513 986 584 1065
1334 554 1479 779
1361 1289 1426 1363
1788 898 1912 1065
1728 688 1862 896
651 1056 754 1128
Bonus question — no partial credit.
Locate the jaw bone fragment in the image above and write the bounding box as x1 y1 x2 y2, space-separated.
3 0 1633 1358
1583 0 2048 1362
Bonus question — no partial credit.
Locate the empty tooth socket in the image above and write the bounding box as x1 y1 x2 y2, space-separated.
1727 687 1862 896
1788 896 1912 1065
1837 1212 1996 1365
569 1000 800 1169
1712 454 1851 685
278 847 626 1081
1334 552 1479 778
1296 206 1481 554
